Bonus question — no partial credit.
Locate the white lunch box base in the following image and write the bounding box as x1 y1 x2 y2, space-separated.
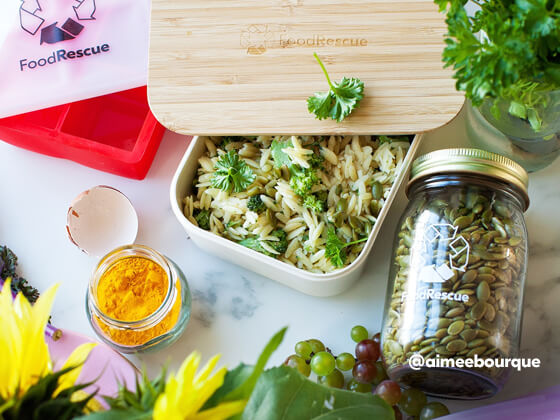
170 135 422 297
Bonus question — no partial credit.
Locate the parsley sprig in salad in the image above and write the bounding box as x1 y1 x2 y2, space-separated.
211 151 256 193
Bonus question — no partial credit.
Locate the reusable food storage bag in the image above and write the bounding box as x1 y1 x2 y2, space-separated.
0 0 150 118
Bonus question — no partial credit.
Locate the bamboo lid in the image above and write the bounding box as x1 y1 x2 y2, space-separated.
148 0 465 135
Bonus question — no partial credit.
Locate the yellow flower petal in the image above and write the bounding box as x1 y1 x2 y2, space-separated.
54 342 97 396
152 351 242 420
190 400 247 420
194 354 221 385
0 281 58 398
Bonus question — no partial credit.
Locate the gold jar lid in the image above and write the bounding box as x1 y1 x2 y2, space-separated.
408 148 529 209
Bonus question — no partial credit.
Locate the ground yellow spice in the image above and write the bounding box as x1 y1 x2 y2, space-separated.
95 256 181 346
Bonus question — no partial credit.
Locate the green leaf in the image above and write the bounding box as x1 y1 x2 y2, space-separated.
307 91 333 121
77 409 152 420
224 327 287 402
330 77 364 122
308 53 364 123
527 108 542 131
241 366 394 420
204 364 253 409
270 139 293 168
325 227 368 268
508 101 527 119
211 151 256 193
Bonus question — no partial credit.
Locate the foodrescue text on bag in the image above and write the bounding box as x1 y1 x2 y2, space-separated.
19 43 111 71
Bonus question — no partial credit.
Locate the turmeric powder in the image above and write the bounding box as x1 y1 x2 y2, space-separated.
95 256 181 346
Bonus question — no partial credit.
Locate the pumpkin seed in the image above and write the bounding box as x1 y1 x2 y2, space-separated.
460 329 477 342
447 320 465 336
467 338 486 348
477 281 491 302
470 302 487 320
447 339 467 352
445 307 465 318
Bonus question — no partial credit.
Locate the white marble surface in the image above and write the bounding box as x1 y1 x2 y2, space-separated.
1 107 559 414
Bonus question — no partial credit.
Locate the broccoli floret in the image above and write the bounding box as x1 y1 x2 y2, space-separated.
194 209 210 230
239 237 272 256
247 195 266 213
238 229 288 257
308 154 324 169
268 229 288 254
289 167 318 196
303 194 327 213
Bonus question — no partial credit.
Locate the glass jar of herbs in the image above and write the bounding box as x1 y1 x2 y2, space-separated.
381 149 529 399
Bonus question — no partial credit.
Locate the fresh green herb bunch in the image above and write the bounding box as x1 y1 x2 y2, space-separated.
1 367 95 420
436 0 560 131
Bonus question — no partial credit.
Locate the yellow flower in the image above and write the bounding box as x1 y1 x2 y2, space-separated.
0 279 96 400
153 352 246 420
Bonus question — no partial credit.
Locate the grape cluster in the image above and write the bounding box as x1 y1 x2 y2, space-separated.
283 325 450 420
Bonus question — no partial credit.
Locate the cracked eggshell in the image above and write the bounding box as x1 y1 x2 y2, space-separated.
67 186 138 257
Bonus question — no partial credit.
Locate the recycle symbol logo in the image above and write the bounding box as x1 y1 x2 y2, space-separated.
19 0 97 45
416 223 471 284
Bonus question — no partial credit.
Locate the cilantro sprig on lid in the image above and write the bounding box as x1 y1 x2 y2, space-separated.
307 53 364 123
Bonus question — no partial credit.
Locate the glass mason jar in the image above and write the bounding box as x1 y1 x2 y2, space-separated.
466 90 560 172
86 245 191 353
381 149 529 399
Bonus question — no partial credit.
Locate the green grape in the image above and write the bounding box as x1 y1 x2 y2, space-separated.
419 402 450 420
295 341 313 360
346 378 373 393
336 352 356 371
371 361 389 385
318 369 345 389
310 351 336 376
307 339 326 353
399 388 427 416
350 325 369 343
284 354 311 377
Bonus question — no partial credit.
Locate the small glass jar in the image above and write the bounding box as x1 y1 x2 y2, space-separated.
381 149 529 399
86 245 191 353
466 91 560 172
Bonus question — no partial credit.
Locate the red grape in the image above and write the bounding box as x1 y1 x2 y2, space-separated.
372 332 381 345
393 406 403 420
352 360 377 384
375 380 402 406
355 339 380 361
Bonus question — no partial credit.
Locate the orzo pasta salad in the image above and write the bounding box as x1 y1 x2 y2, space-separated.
182 135 412 273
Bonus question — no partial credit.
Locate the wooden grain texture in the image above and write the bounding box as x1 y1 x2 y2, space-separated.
148 0 465 135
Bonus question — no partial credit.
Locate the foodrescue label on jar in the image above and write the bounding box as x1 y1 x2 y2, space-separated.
401 289 470 303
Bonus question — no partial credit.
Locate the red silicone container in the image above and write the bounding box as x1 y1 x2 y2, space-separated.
0 86 165 180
